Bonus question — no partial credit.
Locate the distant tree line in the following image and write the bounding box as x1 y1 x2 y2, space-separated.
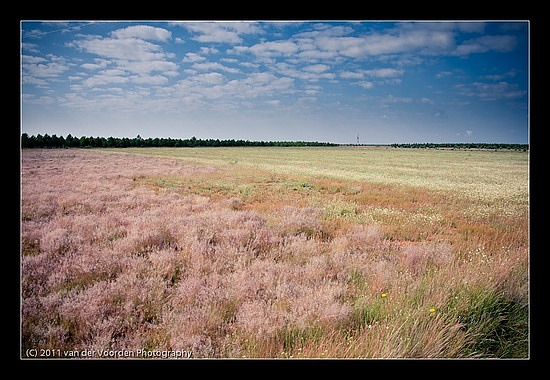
391 142 528 151
21 133 337 149
21 134 528 151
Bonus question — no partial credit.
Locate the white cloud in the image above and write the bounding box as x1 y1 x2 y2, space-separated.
435 71 453 79
179 22 263 43
82 74 128 87
75 37 167 61
295 24 355 38
340 71 364 79
163 70 179 77
111 25 172 42
82 73 129 87
22 54 69 85
99 68 127 76
266 99 281 106
116 59 178 74
238 61 260 70
238 74 295 98
191 61 240 74
189 72 226 85
343 67 404 88
230 22 517 67
482 70 518 81
303 64 330 73
23 57 68 77
301 23 517 60
23 76 50 87
81 59 109 70
246 40 300 57
296 48 338 61
363 68 404 78
234 22 502 65
297 96 317 106
71 28 179 88
455 35 517 56
246 72 277 84
274 62 335 82
314 27 456 58
131 74 168 85
199 47 219 55
383 95 413 103
455 81 526 100
171 71 295 107
182 53 206 62
358 81 374 89
22 43 40 53
455 22 486 33
22 55 47 64
22 93 55 105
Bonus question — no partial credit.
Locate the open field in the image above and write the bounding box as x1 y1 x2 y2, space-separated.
21 147 529 358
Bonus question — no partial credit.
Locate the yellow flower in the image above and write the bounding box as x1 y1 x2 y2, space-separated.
381 293 387 298
429 307 436 313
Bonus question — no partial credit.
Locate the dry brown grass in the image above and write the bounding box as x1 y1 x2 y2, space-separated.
21 148 529 358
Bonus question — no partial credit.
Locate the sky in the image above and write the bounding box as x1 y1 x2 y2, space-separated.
21 20 529 144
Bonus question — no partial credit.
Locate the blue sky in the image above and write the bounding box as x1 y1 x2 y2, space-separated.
21 20 529 144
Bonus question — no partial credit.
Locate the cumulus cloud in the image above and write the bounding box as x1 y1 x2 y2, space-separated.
237 40 301 57
74 37 168 61
482 70 518 81
340 71 364 79
130 74 169 85
182 53 206 62
178 22 263 43
189 72 226 85
274 62 335 81
363 68 404 78
231 22 513 70
314 28 456 58
455 35 517 56
22 42 41 53
69 25 179 88
22 55 47 64
191 61 241 74
22 54 69 86
172 71 295 106
118 59 178 75
303 64 330 73
110 25 172 42
81 59 109 70
343 67 404 89
358 81 374 89
82 73 129 87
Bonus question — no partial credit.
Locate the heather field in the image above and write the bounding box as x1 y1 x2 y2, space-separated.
21 147 529 358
